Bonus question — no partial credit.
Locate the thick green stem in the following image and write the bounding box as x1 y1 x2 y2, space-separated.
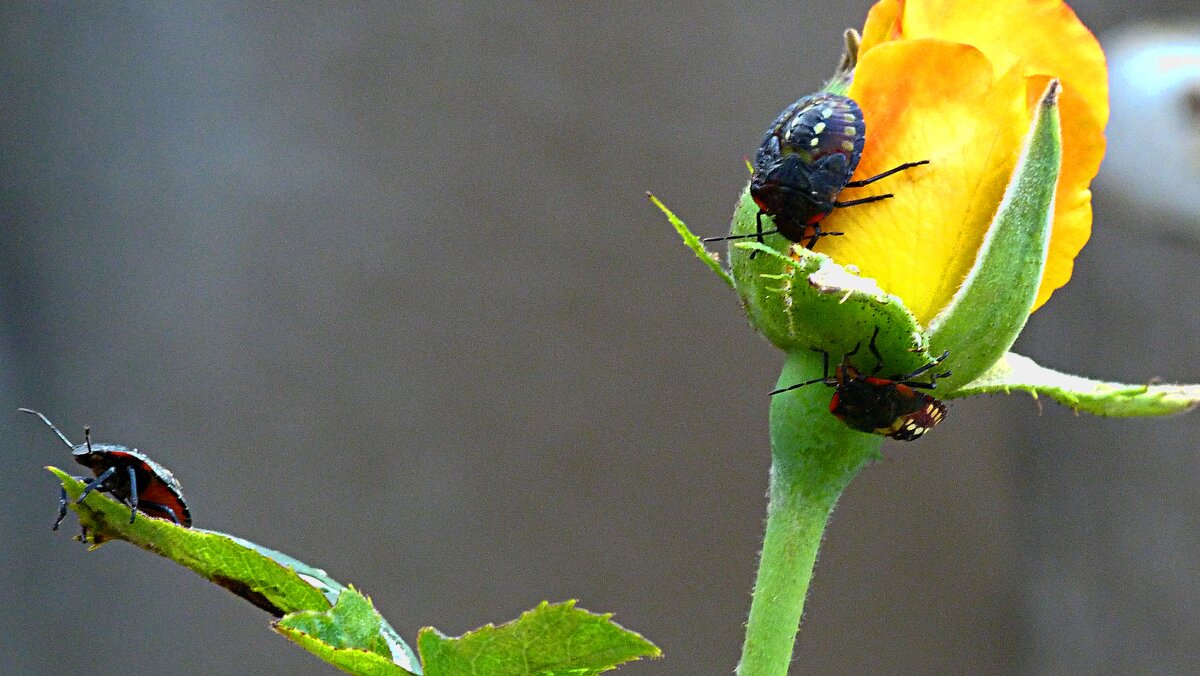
737 349 883 676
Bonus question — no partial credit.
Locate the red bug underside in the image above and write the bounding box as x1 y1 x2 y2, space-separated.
90 449 192 527
134 481 192 527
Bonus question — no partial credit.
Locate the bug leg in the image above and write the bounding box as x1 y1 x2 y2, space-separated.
866 327 884 374
814 347 830 380
807 227 844 249
53 486 69 531
749 212 766 259
905 370 953 390
833 193 893 208
843 340 863 361
843 160 930 188
77 466 116 504
140 502 182 525
805 225 821 249
54 475 94 531
895 350 950 381
127 466 138 524
771 348 834 395
896 350 952 388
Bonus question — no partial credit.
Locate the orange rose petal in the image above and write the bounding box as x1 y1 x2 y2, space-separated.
860 0 904 48
855 0 1107 315
871 0 1108 128
824 40 1028 324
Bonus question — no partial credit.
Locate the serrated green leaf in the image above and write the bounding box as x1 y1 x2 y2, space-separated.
275 587 419 676
417 600 660 676
216 533 421 672
47 468 421 673
649 192 735 289
949 352 1200 417
927 81 1063 390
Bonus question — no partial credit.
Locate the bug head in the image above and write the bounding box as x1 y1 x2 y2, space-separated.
750 158 819 216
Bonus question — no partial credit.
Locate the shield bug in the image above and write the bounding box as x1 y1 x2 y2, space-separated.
21 408 192 530
705 92 929 252
771 329 950 441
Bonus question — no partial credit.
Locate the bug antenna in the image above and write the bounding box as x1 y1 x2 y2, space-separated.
769 376 829 396
84 427 93 453
18 408 75 448
701 229 780 243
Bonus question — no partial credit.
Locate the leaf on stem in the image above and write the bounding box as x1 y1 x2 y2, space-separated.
275 587 419 676
949 352 1200 417
417 600 660 676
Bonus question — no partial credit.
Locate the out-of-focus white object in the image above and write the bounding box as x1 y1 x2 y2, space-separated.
1101 25 1200 235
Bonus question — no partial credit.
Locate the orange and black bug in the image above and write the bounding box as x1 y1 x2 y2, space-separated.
771 329 950 441
704 92 928 253
21 408 192 530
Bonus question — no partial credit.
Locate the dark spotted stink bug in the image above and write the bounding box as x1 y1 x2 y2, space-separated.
771 329 950 441
21 408 192 530
705 92 929 252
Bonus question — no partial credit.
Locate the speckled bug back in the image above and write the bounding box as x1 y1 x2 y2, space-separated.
759 93 865 178
750 93 866 234
701 91 925 252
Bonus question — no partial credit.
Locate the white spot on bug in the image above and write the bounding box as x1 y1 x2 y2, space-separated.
844 113 856 122
844 126 857 136
841 140 855 152
810 138 820 147
821 107 833 119
813 121 826 135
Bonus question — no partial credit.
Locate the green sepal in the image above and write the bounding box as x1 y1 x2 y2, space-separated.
949 352 1200 417
821 29 861 96
729 228 936 377
926 81 1063 389
417 600 660 676
274 587 419 676
47 467 420 674
648 192 734 289
653 190 935 373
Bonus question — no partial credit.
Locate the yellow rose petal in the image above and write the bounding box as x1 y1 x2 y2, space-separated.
819 40 1028 324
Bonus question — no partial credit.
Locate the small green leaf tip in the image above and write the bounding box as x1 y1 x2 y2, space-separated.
417 600 660 676
275 587 420 676
951 352 1200 417
648 192 734 289
927 80 1062 390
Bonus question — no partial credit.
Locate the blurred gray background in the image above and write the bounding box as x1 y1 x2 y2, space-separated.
3 2 1199 674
